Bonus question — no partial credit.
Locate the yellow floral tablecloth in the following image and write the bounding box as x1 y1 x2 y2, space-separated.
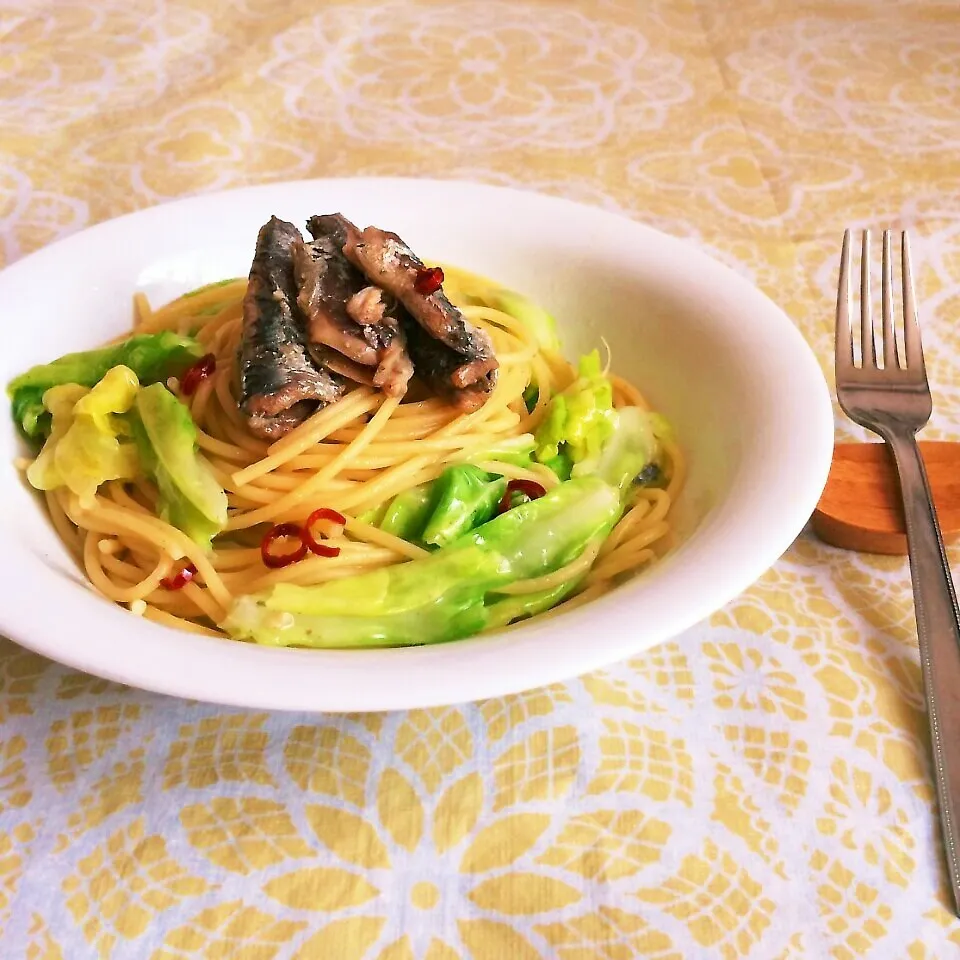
3 0 960 956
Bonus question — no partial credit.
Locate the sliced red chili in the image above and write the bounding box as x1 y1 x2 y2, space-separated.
304 507 345 558
413 265 444 296
498 479 547 515
180 353 217 396
160 561 197 590
261 522 308 569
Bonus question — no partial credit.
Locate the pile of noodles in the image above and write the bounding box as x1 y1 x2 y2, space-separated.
43 266 683 639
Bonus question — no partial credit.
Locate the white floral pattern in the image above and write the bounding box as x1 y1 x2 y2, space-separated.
260 2 690 151
0 162 88 265
0 0 218 134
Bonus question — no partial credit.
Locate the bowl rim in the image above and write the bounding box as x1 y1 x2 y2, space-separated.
0 177 835 711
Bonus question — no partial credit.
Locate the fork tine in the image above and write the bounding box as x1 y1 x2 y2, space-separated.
881 230 898 369
861 230 876 367
836 229 854 372
902 232 925 373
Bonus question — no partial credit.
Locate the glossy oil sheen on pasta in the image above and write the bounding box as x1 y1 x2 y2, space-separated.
43 266 682 641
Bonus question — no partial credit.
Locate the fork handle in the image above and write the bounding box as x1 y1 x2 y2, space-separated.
886 429 960 909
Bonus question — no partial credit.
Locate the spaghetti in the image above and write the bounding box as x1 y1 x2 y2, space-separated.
37 265 683 640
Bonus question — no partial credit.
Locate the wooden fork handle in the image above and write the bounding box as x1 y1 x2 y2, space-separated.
886 429 960 911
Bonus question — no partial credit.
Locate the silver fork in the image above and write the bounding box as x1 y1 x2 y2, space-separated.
836 229 960 915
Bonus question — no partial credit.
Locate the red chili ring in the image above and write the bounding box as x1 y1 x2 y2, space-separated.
413 265 444 296
261 522 308 569
180 353 217 396
497 479 547 515
160 561 197 591
304 507 345 558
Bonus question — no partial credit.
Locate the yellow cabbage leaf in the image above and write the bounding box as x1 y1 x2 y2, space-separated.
26 365 141 506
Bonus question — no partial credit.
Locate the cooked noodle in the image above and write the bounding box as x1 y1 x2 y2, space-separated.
39 266 683 638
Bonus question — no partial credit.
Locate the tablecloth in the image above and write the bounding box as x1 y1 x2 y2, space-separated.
2 0 960 957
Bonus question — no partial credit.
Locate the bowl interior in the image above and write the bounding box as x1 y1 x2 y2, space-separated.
0 179 832 711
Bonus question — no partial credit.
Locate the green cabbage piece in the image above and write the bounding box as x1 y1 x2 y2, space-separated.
26 366 141 507
534 350 616 474
539 450 573 482
421 466 506 548
130 384 227 547
379 485 435 542
595 407 658 496
9 332 204 440
377 465 507 549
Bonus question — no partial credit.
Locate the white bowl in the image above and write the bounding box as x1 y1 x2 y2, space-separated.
0 178 833 711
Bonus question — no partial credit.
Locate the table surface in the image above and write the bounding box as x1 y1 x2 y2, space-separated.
3 1 960 957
